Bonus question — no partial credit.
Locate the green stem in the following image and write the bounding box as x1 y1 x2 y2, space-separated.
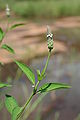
41 51 51 75
23 93 34 110
17 51 51 120
34 51 51 94
17 93 34 120
35 81 39 91
6 17 10 33
2 17 10 41
35 51 51 92
17 80 41 119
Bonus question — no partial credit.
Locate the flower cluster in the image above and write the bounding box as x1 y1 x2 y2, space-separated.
47 26 53 52
6 4 10 17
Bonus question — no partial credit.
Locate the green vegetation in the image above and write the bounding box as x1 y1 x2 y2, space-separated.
0 0 80 19
0 4 72 119
0 12 71 119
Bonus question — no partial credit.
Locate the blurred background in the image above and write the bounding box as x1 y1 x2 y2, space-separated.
0 0 80 120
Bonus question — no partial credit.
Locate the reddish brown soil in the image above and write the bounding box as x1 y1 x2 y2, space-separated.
0 16 80 64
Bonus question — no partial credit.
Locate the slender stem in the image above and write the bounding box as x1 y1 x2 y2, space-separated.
34 51 51 95
2 17 10 41
23 93 47 120
35 51 51 92
17 93 34 120
23 93 34 110
41 51 51 75
35 81 39 91
6 17 10 33
17 51 51 120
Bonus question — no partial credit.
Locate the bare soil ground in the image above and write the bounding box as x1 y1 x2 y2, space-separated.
0 16 80 64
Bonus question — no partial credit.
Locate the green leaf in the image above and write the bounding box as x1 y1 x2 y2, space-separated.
38 83 71 93
15 61 35 85
0 28 4 42
5 95 18 114
12 106 23 120
0 83 11 88
10 23 25 30
1 44 15 54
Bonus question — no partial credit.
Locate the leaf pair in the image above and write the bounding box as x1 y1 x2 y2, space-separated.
5 95 23 120
0 23 25 53
15 61 71 92
0 28 15 54
0 23 25 41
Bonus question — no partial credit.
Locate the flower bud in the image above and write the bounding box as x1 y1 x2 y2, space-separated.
47 26 53 52
6 4 10 17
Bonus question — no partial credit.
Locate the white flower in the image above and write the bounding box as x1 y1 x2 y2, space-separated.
6 4 10 17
